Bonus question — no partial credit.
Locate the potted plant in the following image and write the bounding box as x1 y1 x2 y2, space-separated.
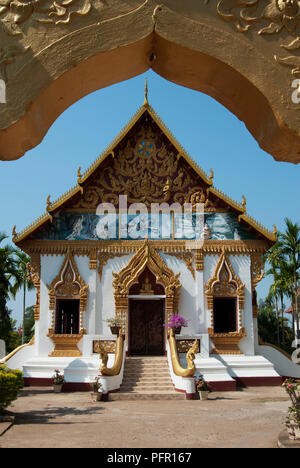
105 317 123 335
163 314 188 335
195 376 212 401
51 369 65 393
90 376 103 401
286 407 300 440
282 378 300 439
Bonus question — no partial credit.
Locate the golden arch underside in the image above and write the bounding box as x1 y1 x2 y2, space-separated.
1 0 300 163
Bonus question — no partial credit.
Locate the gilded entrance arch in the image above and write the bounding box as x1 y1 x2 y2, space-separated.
112 239 181 342
0 0 300 163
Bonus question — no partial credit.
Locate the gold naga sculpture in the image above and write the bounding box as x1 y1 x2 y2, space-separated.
95 329 124 376
168 328 198 378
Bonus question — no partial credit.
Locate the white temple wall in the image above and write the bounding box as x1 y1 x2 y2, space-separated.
39 254 64 356
97 254 133 336
37 251 255 357
161 253 198 334
73 255 94 335
229 255 254 355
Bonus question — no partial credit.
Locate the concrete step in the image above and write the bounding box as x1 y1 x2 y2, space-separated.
123 376 172 385
123 372 171 378
109 392 185 401
118 356 180 399
124 364 169 370
121 385 174 392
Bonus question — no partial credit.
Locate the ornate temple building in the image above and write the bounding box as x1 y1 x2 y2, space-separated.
4 90 293 398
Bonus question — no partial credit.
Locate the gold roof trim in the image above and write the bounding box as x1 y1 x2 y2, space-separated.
13 212 51 243
239 214 277 243
209 186 245 213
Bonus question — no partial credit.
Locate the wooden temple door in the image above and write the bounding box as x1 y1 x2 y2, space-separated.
129 299 165 356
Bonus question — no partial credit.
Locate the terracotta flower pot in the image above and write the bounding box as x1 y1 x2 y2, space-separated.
91 392 103 402
198 391 209 401
53 384 63 393
286 421 298 440
294 426 300 440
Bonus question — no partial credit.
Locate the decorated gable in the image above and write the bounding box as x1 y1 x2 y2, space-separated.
13 106 276 245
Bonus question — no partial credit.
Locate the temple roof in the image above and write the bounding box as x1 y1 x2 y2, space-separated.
13 96 277 245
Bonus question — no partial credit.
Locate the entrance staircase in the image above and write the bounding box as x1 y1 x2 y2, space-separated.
108 356 185 400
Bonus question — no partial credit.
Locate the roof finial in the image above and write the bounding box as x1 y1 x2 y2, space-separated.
143 78 149 107
241 195 247 212
46 195 52 212
12 225 17 241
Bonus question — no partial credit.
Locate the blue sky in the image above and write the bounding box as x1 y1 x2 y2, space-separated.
1 70 299 325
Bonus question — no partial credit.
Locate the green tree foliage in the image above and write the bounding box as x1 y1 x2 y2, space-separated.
12 250 34 344
0 364 24 413
258 298 294 355
0 233 21 344
0 233 34 352
260 218 300 353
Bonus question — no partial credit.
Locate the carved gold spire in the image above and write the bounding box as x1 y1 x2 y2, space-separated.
143 78 149 107
77 167 82 184
12 225 17 241
241 195 247 212
77 167 84 194
46 195 52 212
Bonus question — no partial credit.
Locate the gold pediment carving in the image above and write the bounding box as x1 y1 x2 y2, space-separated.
205 250 245 305
70 120 211 210
48 249 88 311
112 238 181 298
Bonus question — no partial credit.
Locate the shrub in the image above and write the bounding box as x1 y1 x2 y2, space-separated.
0 364 24 413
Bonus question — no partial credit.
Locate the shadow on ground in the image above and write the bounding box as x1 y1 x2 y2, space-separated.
14 405 104 425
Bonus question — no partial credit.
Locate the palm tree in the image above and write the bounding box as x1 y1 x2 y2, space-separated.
278 218 300 339
12 250 34 344
258 297 294 354
0 233 21 342
264 244 285 345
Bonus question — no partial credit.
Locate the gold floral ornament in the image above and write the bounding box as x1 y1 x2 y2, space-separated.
259 0 300 35
260 0 300 74
0 0 92 36
0 44 29 79
215 0 300 75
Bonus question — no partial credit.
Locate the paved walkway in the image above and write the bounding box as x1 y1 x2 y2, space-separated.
0 386 291 448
